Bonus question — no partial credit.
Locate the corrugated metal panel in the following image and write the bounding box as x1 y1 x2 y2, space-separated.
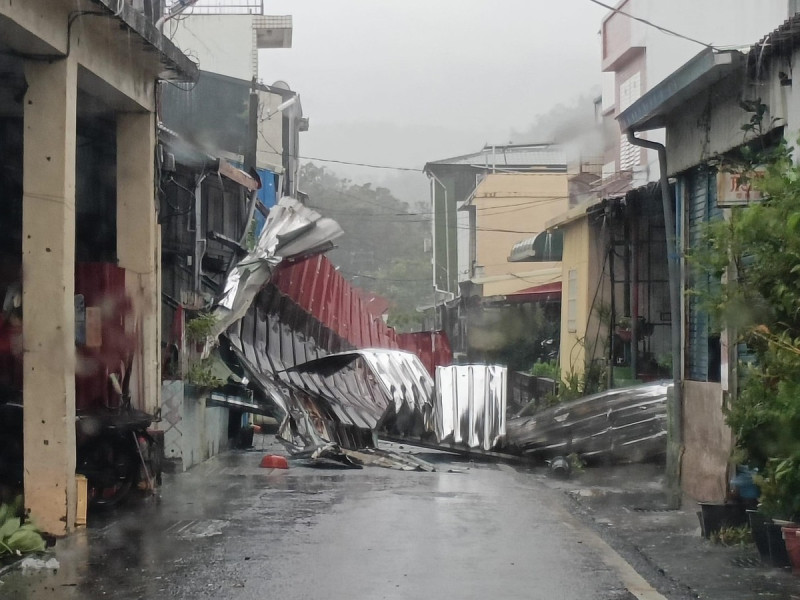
271 255 411 354
506 381 670 463
434 365 507 451
280 350 435 452
686 169 722 382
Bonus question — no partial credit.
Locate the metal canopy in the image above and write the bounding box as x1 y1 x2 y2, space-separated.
508 230 563 262
617 49 744 133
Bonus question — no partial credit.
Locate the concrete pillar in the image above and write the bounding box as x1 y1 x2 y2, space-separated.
22 57 78 536
117 112 160 415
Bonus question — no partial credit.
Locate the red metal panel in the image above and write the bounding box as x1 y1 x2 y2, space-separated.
340 283 351 341
295 258 314 312
357 297 370 348
74 263 131 412
286 259 304 303
306 255 323 315
397 330 453 376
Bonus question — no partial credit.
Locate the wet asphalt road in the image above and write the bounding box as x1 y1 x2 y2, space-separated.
2 437 651 600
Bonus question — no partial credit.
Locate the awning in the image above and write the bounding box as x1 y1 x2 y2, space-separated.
508 230 563 262
618 48 744 133
505 281 562 303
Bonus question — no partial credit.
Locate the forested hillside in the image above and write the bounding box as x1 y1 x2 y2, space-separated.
299 163 432 331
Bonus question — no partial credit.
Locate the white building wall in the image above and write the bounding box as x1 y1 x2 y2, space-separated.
169 15 255 80
635 1 792 90
605 0 795 184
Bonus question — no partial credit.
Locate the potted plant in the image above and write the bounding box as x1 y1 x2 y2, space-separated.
185 312 217 352
754 457 800 571
614 317 632 342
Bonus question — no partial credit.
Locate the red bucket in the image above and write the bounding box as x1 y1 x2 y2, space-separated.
259 454 289 469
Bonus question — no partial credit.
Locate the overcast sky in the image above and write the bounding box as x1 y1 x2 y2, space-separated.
257 1 607 185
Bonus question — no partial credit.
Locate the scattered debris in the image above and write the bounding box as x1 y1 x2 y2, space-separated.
341 448 436 472
18 557 59 574
278 350 434 455
548 456 572 478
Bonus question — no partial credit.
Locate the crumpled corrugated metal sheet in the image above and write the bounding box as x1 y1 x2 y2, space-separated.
280 349 435 453
434 365 507 452
505 381 670 464
210 197 343 338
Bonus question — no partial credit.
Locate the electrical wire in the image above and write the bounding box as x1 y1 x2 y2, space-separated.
338 270 430 283
259 131 422 172
300 156 422 172
587 0 714 49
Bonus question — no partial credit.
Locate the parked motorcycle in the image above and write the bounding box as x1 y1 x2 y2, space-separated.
0 371 161 509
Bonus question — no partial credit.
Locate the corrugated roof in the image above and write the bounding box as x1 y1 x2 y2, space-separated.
426 144 567 171
749 12 800 70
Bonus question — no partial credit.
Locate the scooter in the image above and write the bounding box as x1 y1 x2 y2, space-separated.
0 371 161 509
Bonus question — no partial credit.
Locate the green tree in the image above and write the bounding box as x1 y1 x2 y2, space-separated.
691 140 800 518
300 163 432 331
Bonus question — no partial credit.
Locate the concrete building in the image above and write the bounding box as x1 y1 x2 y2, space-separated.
466 173 568 297
617 21 800 500
166 1 291 82
541 1 800 386
600 0 797 188
424 144 567 300
0 0 196 534
153 3 305 471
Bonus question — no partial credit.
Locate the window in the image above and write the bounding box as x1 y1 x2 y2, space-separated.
567 269 578 333
618 72 641 112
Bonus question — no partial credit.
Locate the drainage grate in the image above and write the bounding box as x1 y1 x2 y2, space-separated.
632 506 679 513
730 556 761 568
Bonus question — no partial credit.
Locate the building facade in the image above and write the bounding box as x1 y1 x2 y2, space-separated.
0 0 196 534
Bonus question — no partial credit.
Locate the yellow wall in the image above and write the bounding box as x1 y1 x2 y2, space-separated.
472 173 568 296
557 214 611 377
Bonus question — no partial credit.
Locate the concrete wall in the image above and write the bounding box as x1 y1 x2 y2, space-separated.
473 173 568 296
601 0 794 184
681 381 734 502
157 381 229 472
170 15 255 81
2 0 174 534
256 89 286 172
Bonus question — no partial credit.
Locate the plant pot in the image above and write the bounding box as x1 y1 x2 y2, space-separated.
698 502 747 538
767 522 792 568
748 510 771 563
782 526 800 574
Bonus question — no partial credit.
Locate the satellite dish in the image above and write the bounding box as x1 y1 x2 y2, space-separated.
271 80 291 91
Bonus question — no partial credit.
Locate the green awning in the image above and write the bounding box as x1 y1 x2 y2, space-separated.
508 230 563 262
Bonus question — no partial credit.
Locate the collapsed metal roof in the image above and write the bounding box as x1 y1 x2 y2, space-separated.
506 381 670 464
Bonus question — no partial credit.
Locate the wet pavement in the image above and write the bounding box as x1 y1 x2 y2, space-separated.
545 463 800 600
1 436 651 600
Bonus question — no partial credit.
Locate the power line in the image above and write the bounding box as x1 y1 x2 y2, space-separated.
300 156 422 172
308 195 571 219
587 0 713 49
259 132 423 172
